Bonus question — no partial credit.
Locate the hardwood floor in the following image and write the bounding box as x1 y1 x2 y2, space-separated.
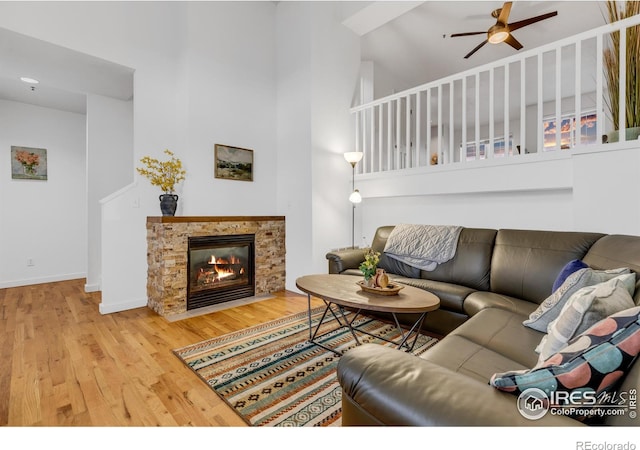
0 279 322 426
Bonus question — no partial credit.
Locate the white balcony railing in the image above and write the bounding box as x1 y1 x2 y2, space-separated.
351 14 640 175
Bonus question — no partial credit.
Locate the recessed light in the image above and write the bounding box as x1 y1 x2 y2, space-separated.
20 77 39 84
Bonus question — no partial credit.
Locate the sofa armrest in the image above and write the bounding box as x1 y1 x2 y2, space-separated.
337 344 583 427
326 248 366 274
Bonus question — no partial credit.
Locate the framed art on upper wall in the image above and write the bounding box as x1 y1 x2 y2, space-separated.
214 144 253 182
11 146 48 180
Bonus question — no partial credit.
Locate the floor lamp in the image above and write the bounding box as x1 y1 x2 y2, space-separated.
344 152 363 248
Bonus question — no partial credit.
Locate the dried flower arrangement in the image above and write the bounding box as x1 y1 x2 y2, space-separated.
137 149 186 194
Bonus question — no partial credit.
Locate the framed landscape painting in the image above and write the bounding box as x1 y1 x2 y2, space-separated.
214 144 253 181
11 146 48 180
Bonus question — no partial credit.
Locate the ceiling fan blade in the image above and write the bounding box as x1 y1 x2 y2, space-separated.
504 33 523 51
464 39 488 59
497 1 513 24
450 31 487 38
508 11 558 32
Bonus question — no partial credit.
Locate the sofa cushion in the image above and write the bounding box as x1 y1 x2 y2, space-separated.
420 335 530 384
490 229 605 304
419 228 497 292
378 253 421 278
536 273 636 362
522 267 631 333
389 276 475 313
463 291 538 318
490 306 640 421
421 308 543 377
553 259 589 292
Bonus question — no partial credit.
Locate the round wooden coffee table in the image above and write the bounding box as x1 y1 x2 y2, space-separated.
295 274 440 355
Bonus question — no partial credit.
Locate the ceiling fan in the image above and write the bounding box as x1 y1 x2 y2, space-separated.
450 2 558 59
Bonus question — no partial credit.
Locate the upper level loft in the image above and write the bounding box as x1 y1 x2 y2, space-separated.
351 12 640 176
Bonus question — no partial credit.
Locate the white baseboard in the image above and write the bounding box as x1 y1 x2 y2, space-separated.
99 297 147 315
84 283 101 292
0 273 86 289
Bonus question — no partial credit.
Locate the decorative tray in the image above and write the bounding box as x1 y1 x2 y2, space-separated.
357 280 404 296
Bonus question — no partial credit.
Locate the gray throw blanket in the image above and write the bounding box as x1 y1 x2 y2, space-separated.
383 224 463 271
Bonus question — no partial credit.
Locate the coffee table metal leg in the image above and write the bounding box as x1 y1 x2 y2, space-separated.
349 312 428 352
306 295 352 356
307 294 428 354
307 299 364 355
394 312 428 352
336 305 360 346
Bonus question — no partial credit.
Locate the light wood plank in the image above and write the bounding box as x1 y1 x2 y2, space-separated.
0 278 321 426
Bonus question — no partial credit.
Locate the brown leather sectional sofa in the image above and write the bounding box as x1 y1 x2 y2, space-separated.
326 226 640 426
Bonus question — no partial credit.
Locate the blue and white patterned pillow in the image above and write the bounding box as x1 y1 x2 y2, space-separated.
492 306 640 421
523 267 630 332
535 273 636 362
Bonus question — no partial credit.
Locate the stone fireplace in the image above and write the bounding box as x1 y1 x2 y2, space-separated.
146 216 285 318
187 233 255 310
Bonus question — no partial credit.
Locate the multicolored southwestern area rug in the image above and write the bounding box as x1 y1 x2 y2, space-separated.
173 307 438 427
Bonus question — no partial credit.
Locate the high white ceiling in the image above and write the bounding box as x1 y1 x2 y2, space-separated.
0 1 609 114
0 26 133 114
352 1 608 93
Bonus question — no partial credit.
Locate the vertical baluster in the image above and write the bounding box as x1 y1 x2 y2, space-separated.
396 98 401 170
387 100 392 171
520 58 526 155
426 88 432 165
489 67 495 159
361 108 367 173
416 91 421 167
449 81 455 164
504 63 510 156
461 76 467 163
355 110 363 174
475 73 480 160
378 102 383 172
575 40 582 147
370 103 375 173
537 52 544 152
437 85 443 164
354 111 360 154
596 33 603 143
405 94 411 169
619 26 627 141
555 48 562 149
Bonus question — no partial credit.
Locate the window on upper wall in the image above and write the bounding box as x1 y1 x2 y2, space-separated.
543 111 598 150
464 134 514 161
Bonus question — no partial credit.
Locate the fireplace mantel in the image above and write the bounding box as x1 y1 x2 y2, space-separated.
147 216 285 224
146 216 286 318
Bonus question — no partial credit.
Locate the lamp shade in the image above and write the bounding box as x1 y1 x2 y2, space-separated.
344 152 364 164
349 189 362 204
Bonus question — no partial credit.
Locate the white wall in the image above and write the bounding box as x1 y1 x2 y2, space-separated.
86 94 133 292
277 2 360 288
180 1 277 216
276 2 314 290
0 2 282 312
0 1 187 308
355 142 640 247
0 99 87 288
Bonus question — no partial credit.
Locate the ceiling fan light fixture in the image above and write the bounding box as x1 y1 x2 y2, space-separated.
20 76 39 84
488 26 509 44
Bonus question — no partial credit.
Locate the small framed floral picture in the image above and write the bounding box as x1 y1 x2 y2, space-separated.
11 146 47 180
